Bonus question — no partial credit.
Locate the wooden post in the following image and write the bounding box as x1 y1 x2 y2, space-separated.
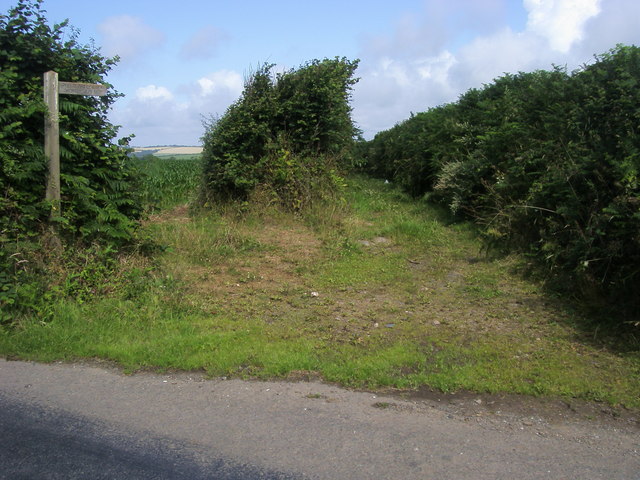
43 71 108 220
44 70 60 217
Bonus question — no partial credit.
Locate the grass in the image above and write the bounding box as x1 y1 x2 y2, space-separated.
133 155 203 210
1 172 639 409
154 154 203 160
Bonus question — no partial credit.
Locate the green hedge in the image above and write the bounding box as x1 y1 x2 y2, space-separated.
362 45 640 321
1 0 142 243
1 0 143 320
200 58 359 209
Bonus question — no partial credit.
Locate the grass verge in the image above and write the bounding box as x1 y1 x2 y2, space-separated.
1 176 638 408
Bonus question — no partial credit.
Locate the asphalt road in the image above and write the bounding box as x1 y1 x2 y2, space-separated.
1 359 638 479
0 394 299 479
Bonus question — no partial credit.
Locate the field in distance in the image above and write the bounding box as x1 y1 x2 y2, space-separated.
133 146 203 157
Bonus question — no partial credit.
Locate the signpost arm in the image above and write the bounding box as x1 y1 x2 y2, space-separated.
44 70 60 217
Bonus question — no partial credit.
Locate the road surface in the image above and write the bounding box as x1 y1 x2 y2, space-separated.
1 359 638 479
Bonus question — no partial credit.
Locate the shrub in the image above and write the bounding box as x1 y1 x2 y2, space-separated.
1 0 142 244
201 58 359 209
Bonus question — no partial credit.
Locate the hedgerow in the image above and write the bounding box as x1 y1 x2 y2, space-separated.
362 45 640 322
1 0 142 321
200 58 359 210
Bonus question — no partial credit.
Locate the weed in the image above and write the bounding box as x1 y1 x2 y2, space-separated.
305 393 325 399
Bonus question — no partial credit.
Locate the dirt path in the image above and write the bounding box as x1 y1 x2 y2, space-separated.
1 359 638 479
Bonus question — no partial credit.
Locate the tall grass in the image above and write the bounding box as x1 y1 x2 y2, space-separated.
133 155 203 210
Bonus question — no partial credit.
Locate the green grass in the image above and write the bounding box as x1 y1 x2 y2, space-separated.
1 175 638 409
133 155 203 210
153 153 202 160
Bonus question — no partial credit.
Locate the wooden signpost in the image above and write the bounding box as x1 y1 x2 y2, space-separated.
43 70 107 217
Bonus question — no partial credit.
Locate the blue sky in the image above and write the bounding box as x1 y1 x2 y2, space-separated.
2 0 639 146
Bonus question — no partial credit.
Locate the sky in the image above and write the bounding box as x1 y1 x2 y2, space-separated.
2 0 639 146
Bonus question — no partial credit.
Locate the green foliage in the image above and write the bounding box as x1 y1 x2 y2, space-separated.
273 58 360 156
0 238 140 324
133 155 203 211
1 0 142 243
362 45 640 322
360 103 460 196
1 0 143 321
201 58 359 209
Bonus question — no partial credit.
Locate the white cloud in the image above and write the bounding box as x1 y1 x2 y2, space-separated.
572 0 640 58
112 70 243 146
196 70 243 96
97 15 164 62
353 1 516 138
415 51 457 83
112 93 191 146
109 0 640 145
362 0 507 60
180 26 230 60
449 28 545 91
352 54 457 136
351 0 636 139
524 0 601 52
377 58 410 87
135 85 173 102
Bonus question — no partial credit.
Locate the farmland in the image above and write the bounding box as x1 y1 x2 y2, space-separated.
133 146 203 157
133 154 203 210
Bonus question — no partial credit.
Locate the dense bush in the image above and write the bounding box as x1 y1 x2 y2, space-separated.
201 58 359 210
1 0 143 320
361 103 461 196
362 45 640 321
1 0 142 242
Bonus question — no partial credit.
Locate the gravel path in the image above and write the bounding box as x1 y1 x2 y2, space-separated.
1 359 638 479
